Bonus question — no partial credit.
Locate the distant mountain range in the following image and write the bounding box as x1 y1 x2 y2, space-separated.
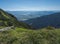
25 12 60 29
7 11 60 29
7 11 56 21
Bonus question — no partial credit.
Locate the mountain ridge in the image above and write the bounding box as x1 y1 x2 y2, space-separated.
7 11 55 21
0 9 32 29
25 12 60 29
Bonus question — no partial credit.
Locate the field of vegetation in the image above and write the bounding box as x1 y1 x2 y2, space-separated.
0 9 60 44
0 27 60 44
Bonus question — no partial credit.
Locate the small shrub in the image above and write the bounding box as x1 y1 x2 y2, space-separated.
46 26 55 30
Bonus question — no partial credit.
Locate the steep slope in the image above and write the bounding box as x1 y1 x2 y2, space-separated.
25 12 60 29
0 9 32 29
0 9 17 26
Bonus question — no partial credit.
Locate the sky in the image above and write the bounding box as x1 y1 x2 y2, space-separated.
0 0 60 11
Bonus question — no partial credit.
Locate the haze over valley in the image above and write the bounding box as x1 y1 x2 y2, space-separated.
0 0 60 44
7 11 56 21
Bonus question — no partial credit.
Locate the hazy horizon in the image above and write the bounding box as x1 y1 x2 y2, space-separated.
6 10 60 12
0 0 60 11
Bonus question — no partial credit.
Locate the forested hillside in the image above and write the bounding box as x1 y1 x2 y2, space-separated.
25 12 60 29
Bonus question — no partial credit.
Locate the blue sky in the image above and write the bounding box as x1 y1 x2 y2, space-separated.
0 0 60 11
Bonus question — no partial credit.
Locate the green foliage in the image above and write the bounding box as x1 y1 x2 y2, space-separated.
46 26 55 30
0 9 18 27
0 9 60 44
0 28 60 44
0 9 32 29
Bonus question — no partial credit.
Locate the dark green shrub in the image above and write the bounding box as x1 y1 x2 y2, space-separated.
46 26 55 30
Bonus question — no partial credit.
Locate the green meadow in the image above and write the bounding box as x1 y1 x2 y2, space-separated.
0 27 60 44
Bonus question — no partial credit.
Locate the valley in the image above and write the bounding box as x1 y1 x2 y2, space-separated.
25 12 60 29
7 11 55 21
0 9 60 44
0 0 60 44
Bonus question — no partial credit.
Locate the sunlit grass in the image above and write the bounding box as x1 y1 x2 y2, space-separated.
0 27 60 44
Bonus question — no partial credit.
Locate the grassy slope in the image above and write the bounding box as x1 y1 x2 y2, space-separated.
0 9 18 27
0 9 32 29
0 28 60 44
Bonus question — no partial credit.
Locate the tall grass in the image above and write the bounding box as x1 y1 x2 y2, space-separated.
0 27 60 44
